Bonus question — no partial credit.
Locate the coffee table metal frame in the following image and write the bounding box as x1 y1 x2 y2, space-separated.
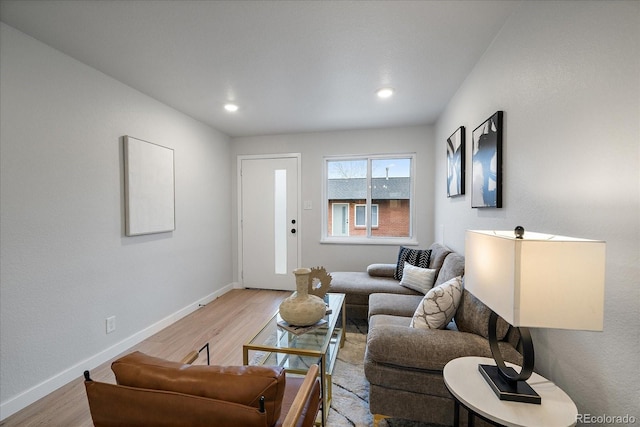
243 293 346 426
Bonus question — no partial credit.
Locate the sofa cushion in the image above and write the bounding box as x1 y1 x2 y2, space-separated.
330 271 419 307
368 293 425 318
367 263 396 277
433 252 465 287
410 276 463 330
454 290 510 341
399 262 437 294
394 247 432 280
112 351 286 427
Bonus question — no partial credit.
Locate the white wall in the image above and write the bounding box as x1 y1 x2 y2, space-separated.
0 23 233 419
231 125 434 278
434 2 639 421
3 0 638 421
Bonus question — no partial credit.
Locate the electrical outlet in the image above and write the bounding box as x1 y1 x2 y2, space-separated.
106 316 116 334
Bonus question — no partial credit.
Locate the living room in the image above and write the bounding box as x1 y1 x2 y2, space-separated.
1 0 638 425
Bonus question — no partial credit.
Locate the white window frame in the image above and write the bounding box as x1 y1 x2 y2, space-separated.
321 153 417 245
355 204 378 228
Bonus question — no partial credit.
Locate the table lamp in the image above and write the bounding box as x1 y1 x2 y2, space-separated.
464 228 605 404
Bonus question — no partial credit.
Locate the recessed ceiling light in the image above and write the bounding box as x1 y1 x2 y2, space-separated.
224 103 239 112
376 88 394 99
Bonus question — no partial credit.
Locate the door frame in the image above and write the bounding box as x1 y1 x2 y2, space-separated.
236 153 302 288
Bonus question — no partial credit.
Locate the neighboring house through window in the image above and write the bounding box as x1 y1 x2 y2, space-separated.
355 204 378 227
323 154 415 243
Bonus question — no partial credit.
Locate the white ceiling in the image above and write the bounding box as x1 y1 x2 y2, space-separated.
0 0 519 137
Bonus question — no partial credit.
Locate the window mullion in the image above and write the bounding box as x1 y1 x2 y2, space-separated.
366 158 372 237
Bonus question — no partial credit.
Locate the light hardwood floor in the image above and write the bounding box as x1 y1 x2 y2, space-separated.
0 289 289 427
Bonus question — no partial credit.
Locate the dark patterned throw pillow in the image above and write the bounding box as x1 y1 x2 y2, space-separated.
394 247 432 280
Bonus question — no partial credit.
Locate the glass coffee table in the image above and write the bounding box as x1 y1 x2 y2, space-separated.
243 293 346 425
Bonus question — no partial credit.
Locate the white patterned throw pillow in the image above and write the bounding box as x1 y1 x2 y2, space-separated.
399 262 437 294
410 276 463 329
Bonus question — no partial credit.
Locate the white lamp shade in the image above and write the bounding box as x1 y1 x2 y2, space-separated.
464 230 605 331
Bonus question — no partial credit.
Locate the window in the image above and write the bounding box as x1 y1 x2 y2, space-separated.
324 154 415 243
355 204 378 227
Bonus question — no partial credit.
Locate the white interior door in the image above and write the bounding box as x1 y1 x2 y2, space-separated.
240 155 300 290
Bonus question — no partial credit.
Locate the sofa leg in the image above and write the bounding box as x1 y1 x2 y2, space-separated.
373 414 390 427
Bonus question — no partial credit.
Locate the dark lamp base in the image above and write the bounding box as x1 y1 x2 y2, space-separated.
479 364 541 404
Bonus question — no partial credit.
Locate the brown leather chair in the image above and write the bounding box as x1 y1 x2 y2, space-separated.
84 351 321 427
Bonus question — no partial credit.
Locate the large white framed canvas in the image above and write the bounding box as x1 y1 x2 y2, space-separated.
124 136 175 236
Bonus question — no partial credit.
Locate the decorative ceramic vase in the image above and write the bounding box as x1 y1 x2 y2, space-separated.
279 268 327 326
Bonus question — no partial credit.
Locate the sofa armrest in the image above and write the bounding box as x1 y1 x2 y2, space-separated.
367 263 396 277
366 323 522 372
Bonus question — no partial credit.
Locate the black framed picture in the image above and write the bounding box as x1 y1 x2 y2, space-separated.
471 111 503 208
447 126 465 197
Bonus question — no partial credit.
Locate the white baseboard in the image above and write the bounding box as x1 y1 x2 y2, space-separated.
0 284 233 421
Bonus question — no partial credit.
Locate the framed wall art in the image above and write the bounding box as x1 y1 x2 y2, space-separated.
124 136 175 236
447 126 465 197
471 111 503 208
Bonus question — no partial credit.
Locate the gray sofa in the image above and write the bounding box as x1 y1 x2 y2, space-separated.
330 243 524 426
330 243 456 320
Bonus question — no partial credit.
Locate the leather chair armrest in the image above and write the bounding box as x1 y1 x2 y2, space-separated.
281 364 321 427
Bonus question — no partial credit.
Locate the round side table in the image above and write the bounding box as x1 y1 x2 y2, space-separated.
443 356 577 427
